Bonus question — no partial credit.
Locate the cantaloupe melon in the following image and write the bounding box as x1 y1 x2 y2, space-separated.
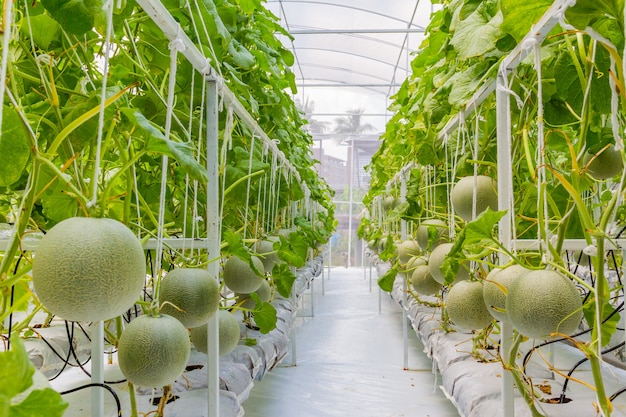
159 268 220 328
396 239 421 265
428 243 469 285
506 269 583 339
411 265 442 296
483 264 530 323
416 219 448 250
255 238 281 272
382 196 395 211
445 280 493 330
223 255 265 294
32 217 146 322
236 279 272 309
400 255 426 276
583 144 623 180
117 314 190 388
451 175 498 222
190 310 241 356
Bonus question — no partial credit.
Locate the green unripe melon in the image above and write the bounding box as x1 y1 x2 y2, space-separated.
382 196 395 210
400 255 426 276
223 256 265 294
483 264 530 322
190 310 241 356
451 175 498 222
429 243 469 285
396 239 421 265
159 268 221 328
411 265 442 296
236 279 272 309
446 281 493 330
583 145 624 180
255 238 281 273
506 270 583 339
32 217 146 322
416 219 448 250
117 314 190 388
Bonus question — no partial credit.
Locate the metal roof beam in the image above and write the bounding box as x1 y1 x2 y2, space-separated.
289 28 426 34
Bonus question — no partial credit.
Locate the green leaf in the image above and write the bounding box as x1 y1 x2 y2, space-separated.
36 165 79 227
501 0 553 42
583 298 619 346
20 14 62 49
377 267 398 293
121 108 208 183
565 0 625 49
450 6 503 59
228 40 256 70
253 301 277 334
277 234 308 268
0 107 30 187
0 336 34 398
271 263 297 298
462 208 507 245
222 230 251 262
9 388 68 417
41 0 102 36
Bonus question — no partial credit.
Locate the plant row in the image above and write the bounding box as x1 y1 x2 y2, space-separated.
361 1 626 416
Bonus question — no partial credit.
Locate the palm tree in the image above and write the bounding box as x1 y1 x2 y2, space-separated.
295 96 331 134
332 108 376 135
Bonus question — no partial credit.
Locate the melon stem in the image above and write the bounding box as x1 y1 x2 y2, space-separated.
128 382 138 417
506 331 546 417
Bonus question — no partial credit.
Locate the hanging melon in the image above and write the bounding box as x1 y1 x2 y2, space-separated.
117 314 191 388
445 280 493 331
506 269 583 339
416 219 448 250
223 255 265 294
428 243 469 285
483 264 530 323
159 268 221 328
411 264 442 296
190 310 241 356
32 217 146 322
451 175 498 221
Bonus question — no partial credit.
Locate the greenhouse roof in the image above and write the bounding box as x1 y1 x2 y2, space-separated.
266 0 435 134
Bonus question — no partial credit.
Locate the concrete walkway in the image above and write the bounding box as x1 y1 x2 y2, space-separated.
243 266 460 417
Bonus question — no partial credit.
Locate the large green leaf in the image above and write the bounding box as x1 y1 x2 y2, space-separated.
0 337 34 398
9 388 68 417
20 14 62 49
41 0 102 36
501 0 553 42
0 107 30 187
450 7 503 59
271 263 297 298
121 109 208 183
565 0 625 49
377 267 398 293
253 300 277 334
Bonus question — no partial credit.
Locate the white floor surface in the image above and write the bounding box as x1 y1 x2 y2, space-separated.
242 266 460 417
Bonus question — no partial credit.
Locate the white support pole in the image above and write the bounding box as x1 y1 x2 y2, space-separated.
347 140 355 267
400 172 409 370
205 79 220 417
91 321 104 417
496 66 515 417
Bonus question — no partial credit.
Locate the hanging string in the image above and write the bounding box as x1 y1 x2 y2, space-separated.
153 26 185 301
88 0 116 209
0 0 13 133
242 133 258 241
532 39 549 263
472 110 481 220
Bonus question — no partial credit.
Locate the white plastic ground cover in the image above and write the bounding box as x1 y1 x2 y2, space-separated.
374 259 626 417
13 256 323 417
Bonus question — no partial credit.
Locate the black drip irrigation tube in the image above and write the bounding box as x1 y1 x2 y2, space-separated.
59 383 123 417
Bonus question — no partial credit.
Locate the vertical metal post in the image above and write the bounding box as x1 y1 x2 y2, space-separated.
496 67 515 417
205 78 220 417
91 321 104 417
347 139 355 267
400 172 409 370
